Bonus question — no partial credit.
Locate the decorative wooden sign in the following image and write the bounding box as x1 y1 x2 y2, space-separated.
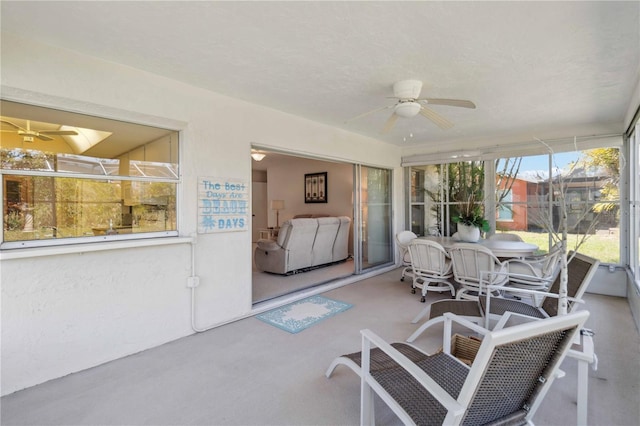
198 177 249 233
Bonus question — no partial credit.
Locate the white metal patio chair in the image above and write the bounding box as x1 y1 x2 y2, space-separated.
407 239 456 302
505 242 563 289
449 243 509 300
396 230 417 282
328 311 589 426
407 251 600 341
502 241 563 303
404 252 600 426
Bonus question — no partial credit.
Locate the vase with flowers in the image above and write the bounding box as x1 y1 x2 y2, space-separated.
452 192 490 242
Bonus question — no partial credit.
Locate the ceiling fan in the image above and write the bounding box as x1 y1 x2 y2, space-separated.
1 119 78 142
347 79 476 133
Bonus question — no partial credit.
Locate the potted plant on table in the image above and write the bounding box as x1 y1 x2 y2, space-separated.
452 192 490 242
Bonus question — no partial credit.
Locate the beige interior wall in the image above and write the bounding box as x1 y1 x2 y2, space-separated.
263 155 354 253
266 157 353 224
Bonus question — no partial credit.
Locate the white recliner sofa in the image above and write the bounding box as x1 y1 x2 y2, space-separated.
254 216 351 275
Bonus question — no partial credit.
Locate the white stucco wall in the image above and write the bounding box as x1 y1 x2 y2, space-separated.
1 243 192 394
0 34 402 395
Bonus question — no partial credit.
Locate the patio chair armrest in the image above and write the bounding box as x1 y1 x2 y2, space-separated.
503 271 554 289
523 253 548 261
483 269 553 285
506 257 547 268
567 330 597 367
440 312 489 358
492 311 543 330
360 329 465 416
478 268 511 289
484 283 583 304
442 312 491 336
504 271 553 283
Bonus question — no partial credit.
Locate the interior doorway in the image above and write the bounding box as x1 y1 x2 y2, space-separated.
250 150 393 304
251 182 267 242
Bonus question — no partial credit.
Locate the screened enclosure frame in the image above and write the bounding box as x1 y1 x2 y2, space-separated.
403 136 624 266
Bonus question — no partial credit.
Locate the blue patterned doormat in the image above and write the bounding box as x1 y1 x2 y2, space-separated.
256 295 353 334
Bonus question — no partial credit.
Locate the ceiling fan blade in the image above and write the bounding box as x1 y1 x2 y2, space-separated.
381 113 398 134
0 119 25 131
419 98 476 109
40 130 79 136
420 107 454 130
345 105 393 123
35 133 55 141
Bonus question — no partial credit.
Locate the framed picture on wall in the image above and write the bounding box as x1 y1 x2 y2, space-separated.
304 172 327 203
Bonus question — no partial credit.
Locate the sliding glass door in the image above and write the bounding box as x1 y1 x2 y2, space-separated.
250 151 394 304
354 165 393 272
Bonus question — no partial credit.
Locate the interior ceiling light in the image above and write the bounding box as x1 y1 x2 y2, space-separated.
251 152 266 161
394 101 422 118
403 133 414 142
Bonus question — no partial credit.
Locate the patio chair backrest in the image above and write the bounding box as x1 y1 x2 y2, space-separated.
459 311 589 425
396 230 417 265
408 239 451 276
539 242 564 279
357 311 588 425
449 243 507 286
541 251 600 317
488 233 524 242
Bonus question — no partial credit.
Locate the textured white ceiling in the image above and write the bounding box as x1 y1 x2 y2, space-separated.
1 1 638 151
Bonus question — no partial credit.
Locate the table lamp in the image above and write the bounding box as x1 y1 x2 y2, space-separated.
270 199 285 228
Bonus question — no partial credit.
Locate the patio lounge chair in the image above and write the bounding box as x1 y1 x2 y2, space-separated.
328 310 589 426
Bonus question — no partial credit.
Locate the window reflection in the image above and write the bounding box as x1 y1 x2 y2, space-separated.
1 101 179 247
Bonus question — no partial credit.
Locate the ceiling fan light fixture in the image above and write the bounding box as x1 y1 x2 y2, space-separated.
393 79 423 99
251 152 266 161
394 101 421 118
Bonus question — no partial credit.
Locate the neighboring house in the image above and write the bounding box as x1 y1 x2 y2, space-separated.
496 168 616 234
526 170 615 234
496 176 528 231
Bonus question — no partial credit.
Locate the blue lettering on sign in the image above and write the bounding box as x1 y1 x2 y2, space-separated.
200 200 248 215
225 182 246 191
202 199 213 214
216 218 245 229
201 215 217 231
202 181 222 190
199 216 246 230
198 177 248 233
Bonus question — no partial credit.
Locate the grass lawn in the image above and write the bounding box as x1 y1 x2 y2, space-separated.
504 231 620 264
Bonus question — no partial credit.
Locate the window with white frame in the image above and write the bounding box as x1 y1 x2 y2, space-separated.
631 123 640 281
408 161 485 238
497 189 513 221
407 146 622 264
1 101 179 248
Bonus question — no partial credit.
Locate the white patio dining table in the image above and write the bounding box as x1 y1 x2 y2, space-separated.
420 236 539 258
